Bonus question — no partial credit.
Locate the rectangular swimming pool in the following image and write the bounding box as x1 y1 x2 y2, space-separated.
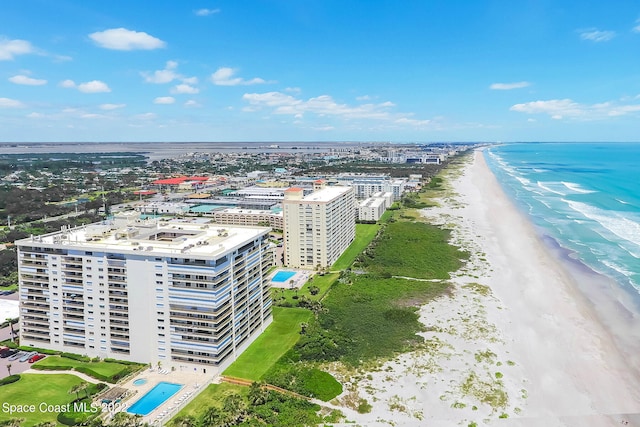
272 271 296 282
127 382 182 416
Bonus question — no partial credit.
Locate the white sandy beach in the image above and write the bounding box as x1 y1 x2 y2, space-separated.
335 150 640 426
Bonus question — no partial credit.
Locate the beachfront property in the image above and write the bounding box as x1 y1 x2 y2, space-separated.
357 197 387 221
335 174 406 200
15 212 273 374
283 185 355 268
211 207 283 231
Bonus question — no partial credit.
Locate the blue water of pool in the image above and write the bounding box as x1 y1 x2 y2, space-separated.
133 378 147 386
127 382 182 415
272 271 296 282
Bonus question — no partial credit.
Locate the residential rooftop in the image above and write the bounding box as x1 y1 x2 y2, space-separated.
17 212 269 258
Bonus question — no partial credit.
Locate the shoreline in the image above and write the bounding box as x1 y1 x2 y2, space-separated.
341 149 640 426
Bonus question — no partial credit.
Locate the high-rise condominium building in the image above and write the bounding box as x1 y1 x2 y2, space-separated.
16 213 272 374
283 186 355 268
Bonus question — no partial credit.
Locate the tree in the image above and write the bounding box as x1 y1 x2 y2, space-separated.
222 394 246 424
299 322 309 335
0 418 25 427
6 363 11 376
6 318 15 342
110 412 142 427
248 382 269 406
200 406 224 427
69 383 82 400
32 423 56 427
171 415 196 427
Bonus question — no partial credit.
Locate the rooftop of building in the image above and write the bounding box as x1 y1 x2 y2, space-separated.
16 212 269 258
303 185 352 202
359 197 386 208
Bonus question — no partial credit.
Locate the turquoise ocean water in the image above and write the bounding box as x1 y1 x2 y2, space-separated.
484 142 640 297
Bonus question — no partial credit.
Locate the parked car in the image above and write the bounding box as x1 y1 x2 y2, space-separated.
0 349 18 358
7 351 26 361
19 351 37 362
29 354 47 363
28 354 45 363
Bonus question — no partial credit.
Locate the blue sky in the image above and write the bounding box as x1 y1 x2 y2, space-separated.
1 1 640 143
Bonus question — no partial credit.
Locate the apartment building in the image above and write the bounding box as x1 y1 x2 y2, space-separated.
357 197 386 222
283 186 355 268
16 213 272 373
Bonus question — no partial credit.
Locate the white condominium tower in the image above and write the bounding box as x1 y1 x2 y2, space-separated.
283 185 355 268
16 213 273 374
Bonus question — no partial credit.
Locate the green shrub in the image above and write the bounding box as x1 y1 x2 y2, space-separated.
61 353 91 362
31 364 72 371
17 346 60 355
0 374 20 386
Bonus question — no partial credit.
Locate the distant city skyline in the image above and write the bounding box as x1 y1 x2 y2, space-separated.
1 1 640 143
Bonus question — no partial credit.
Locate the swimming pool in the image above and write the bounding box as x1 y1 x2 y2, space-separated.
272 271 296 282
132 378 147 386
127 382 182 415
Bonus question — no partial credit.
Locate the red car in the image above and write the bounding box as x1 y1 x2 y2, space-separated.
28 354 45 363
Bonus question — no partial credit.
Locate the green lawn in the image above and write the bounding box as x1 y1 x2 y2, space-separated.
271 272 339 306
331 223 380 271
223 307 312 380
0 374 90 426
33 355 131 379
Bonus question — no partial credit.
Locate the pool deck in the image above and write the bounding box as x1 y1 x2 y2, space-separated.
108 368 218 425
269 269 314 289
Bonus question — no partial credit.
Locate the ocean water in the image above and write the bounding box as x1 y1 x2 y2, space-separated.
484 142 640 296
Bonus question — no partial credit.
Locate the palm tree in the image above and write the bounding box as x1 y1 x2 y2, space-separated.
0 418 25 427
33 422 56 427
171 415 196 427
200 406 223 427
5 318 15 342
248 382 269 406
222 394 246 424
69 383 82 400
6 363 11 376
78 381 90 398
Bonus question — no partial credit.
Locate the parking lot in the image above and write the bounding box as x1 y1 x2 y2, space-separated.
0 343 37 378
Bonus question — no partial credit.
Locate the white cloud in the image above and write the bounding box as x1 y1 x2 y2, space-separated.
89 28 166 51
60 79 76 88
78 80 111 93
27 112 44 118
81 113 108 119
0 97 25 108
154 96 175 104
312 125 335 131
195 8 220 16
9 75 47 86
284 87 301 94
211 67 268 86
242 91 431 127
510 98 640 120
99 103 126 110
141 61 197 86
633 19 640 33
184 100 201 107
579 29 616 42
171 84 199 94
0 38 33 60
356 95 373 101
182 76 198 85
59 79 111 93
490 81 531 90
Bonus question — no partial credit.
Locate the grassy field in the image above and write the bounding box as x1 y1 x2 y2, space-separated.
0 374 88 426
33 355 131 379
223 307 312 380
331 223 380 271
360 221 469 279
